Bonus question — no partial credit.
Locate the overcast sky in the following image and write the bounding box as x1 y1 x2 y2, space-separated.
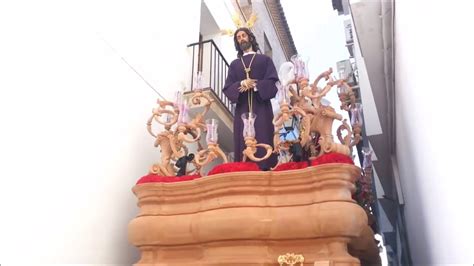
280 0 349 78
280 0 350 109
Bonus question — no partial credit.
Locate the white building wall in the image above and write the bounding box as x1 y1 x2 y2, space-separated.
349 14 383 137
394 1 474 264
203 0 237 62
0 0 201 264
205 0 288 68
251 1 288 68
206 33 237 66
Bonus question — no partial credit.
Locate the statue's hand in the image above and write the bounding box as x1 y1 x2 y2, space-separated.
247 78 257 88
239 79 257 92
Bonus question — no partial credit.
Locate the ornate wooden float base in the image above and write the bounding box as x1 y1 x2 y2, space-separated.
128 164 380 265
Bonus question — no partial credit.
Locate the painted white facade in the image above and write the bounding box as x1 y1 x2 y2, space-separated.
350 25 383 137
0 0 296 264
339 0 474 263
250 1 288 68
202 0 237 62
203 0 289 70
0 0 201 264
394 1 474 264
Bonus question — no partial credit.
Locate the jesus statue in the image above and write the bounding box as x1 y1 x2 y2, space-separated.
223 27 279 170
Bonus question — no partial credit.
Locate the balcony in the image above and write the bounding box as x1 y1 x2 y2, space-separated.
184 40 234 155
336 59 358 87
187 39 233 114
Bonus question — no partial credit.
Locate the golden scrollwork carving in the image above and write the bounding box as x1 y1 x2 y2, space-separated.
274 63 362 160
195 143 228 175
278 253 305 266
147 89 222 176
242 137 272 162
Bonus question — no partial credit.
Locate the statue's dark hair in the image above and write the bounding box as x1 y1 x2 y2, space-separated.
233 27 260 58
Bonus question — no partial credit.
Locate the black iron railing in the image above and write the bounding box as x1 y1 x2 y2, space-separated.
187 40 233 115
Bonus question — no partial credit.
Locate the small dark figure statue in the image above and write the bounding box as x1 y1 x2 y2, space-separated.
175 153 195 176
290 141 304 162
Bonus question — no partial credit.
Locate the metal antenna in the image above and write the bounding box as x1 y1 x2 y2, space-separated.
98 33 166 100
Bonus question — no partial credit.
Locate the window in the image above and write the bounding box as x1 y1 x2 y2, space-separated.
264 34 273 58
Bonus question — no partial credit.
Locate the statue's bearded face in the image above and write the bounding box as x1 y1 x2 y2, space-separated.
236 30 252 51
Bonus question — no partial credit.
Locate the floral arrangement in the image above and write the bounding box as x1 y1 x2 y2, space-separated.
207 162 260 176
136 174 201 184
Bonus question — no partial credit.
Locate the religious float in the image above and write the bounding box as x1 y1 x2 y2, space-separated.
128 55 380 265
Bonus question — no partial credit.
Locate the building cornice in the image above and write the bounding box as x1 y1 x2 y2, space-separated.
263 0 298 60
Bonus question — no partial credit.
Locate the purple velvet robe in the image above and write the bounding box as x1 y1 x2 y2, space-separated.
223 53 278 170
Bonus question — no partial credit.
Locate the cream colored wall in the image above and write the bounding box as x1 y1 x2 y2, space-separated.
203 0 237 62
251 0 288 68
0 0 201 264
205 0 289 69
394 0 474 264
